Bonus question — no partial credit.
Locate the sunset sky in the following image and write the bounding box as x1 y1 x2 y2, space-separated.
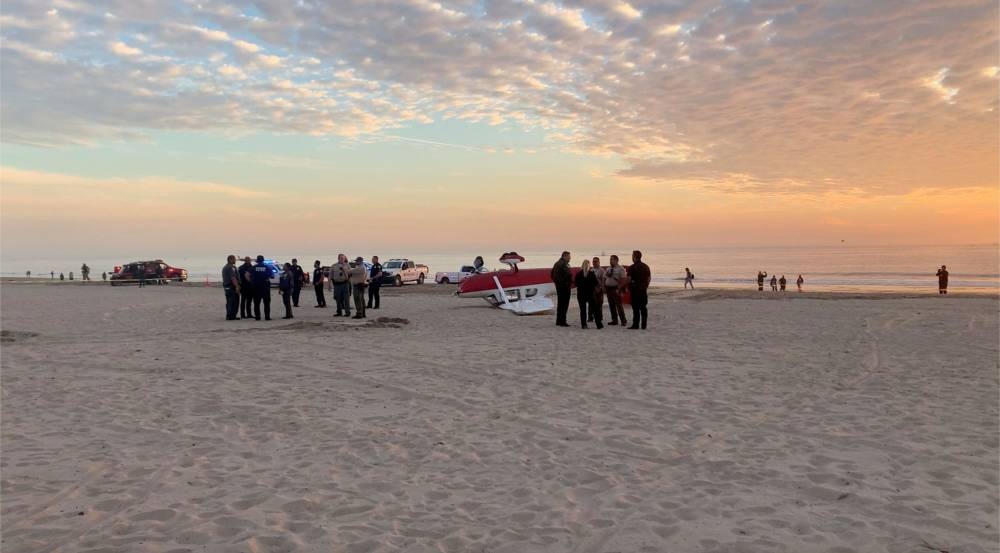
1 0 998 259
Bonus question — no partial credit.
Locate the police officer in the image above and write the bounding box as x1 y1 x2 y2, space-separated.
290 258 305 307
279 262 294 319
550 251 572 327
251 255 272 321
222 255 241 320
367 255 383 309
312 260 327 307
627 250 651 330
330 254 351 317
239 256 255 319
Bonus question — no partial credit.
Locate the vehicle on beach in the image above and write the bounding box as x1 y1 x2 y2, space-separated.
380 259 428 286
110 260 188 285
435 265 482 284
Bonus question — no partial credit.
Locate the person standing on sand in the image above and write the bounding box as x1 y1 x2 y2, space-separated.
779 275 787 291
757 271 767 291
770 275 778 291
222 255 241 320
628 250 651 330
936 265 949 295
367 256 383 310
575 259 603 329
590 257 605 323
684 268 694 289
330 254 351 317
81 263 90 281
605 255 627 327
51 271 55 279
550 251 573 327
102 272 107 282
349 257 368 319
290 259 305 308
796 274 804 292
251 255 272 321
25 270 30 279
239 257 255 318
279 262 294 319
312 260 327 308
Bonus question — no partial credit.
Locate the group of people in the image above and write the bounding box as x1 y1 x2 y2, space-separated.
756 271 804 292
551 250 651 330
222 255 385 321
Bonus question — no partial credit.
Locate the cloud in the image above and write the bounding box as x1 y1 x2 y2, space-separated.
0 0 996 198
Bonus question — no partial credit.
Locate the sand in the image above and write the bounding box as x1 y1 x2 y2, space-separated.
1 282 997 552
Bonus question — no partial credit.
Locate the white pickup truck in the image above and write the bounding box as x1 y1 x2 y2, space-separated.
381 259 429 286
435 265 481 284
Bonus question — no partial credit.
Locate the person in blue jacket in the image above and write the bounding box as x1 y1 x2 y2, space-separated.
279 262 294 319
251 255 272 321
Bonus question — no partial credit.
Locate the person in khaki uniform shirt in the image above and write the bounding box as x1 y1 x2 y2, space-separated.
328 254 352 317
348 257 368 319
604 255 627 327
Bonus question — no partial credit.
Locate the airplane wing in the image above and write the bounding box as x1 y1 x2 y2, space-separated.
493 276 554 315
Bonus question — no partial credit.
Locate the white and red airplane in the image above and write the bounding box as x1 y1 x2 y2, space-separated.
456 253 580 315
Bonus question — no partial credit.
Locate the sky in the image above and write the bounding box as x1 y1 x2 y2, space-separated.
1 0 998 260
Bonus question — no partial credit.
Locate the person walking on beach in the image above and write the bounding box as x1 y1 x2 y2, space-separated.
770 275 778 291
51 270 55 279
590 257 605 323
239 257 255 318
349 257 368 319
290 259 305 308
551 251 573 327
312 260 326 308
779 275 787 291
102 272 107 282
330 254 351 317
796 274 804 292
757 271 767 291
222 255 241 320
251 255 272 321
684 267 694 289
25 270 30 279
605 255 627 326
575 259 603 329
628 250 651 330
81 263 91 281
936 265 949 294
279 262 294 319
367 256 383 310
69 271 74 281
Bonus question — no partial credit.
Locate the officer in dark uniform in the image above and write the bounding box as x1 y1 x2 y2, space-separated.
239 256 255 318
550 251 572 327
627 250 651 330
279 262 294 319
367 256 383 309
290 258 305 307
312 260 326 307
251 255 272 321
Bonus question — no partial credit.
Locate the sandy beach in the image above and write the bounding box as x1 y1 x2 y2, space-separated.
1 281 997 552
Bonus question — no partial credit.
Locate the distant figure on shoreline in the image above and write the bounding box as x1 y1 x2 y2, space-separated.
81 263 90 281
25 270 30 279
684 267 694 289
50 271 55 279
936 265 949 295
796 274 804 292
757 271 767 291
59 272 64 281
69 271 74 281
779 275 786 291
102 272 107 282
770 275 778 291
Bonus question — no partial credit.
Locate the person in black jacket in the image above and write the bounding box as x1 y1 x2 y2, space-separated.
574 259 603 329
312 260 326 307
239 256 255 318
936 265 949 294
628 250 651 330
251 255 272 321
279 262 294 319
550 251 573 327
290 258 305 307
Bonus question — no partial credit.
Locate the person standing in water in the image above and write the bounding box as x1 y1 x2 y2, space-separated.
936 265 949 294
779 275 787 291
796 274 804 292
757 271 767 291
770 275 778 291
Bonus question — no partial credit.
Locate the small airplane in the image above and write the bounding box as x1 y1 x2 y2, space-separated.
456 252 579 315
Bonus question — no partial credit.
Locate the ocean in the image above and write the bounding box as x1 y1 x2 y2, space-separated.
3 244 997 294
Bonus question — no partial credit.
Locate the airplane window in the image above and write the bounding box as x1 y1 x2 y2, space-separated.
525 288 538 298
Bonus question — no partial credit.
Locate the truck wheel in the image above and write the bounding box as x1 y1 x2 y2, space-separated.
395 276 403 287
440 277 449 284
417 274 425 285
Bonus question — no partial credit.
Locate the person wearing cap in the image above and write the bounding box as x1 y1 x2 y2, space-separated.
330 254 351 317
349 256 368 319
239 256 255 319
312 260 327 308
290 258 305 307
251 255 272 321
367 255 383 310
